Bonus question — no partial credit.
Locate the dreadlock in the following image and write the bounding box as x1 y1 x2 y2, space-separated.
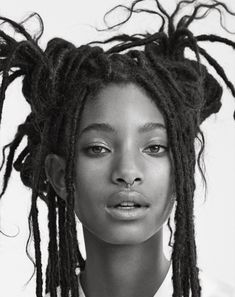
0 1 235 297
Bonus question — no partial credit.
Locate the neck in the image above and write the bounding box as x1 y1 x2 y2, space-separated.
80 227 170 297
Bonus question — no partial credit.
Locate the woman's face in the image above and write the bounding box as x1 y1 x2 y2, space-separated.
74 83 175 244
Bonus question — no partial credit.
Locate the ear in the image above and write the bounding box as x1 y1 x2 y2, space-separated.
44 154 68 201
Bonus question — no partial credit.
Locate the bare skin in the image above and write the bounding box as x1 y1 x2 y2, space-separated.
45 83 175 297
80 227 171 297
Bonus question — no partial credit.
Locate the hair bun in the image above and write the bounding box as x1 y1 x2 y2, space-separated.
168 59 223 123
200 69 223 123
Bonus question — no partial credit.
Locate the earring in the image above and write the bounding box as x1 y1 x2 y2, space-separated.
75 266 80 276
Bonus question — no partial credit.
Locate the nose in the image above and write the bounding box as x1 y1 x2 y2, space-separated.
111 149 144 188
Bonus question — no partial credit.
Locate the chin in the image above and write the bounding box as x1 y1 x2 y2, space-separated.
98 226 158 245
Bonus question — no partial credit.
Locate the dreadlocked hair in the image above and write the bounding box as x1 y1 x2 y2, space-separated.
0 1 235 297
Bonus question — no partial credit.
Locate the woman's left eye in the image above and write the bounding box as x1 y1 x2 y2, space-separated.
144 145 168 155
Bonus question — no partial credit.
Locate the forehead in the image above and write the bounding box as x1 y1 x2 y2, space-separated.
80 83 165 128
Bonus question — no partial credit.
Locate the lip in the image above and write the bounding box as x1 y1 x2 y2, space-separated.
105 206 150 220
106 190 150 208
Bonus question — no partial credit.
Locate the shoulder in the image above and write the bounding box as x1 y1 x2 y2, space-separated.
200 270 235 297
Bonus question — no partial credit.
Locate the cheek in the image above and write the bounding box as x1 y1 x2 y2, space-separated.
151 158 174 193
73 159 105 221
150 159 175 216
161 166 175 218
75 156 101 188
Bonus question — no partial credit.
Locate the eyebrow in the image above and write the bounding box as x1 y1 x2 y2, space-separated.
79 122 166 137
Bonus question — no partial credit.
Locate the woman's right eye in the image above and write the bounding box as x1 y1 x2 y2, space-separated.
84 145 109 156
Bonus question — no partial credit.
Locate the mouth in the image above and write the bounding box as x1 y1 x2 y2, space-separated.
107 190 150 208
106 191 150 220
114 203 146 209
105 204 150 220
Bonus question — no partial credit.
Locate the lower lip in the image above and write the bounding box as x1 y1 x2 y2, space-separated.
106 206 150 220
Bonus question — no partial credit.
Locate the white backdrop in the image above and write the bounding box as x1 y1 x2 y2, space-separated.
0 0 235 296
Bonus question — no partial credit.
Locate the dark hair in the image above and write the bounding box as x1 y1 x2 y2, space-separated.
0 1 235 297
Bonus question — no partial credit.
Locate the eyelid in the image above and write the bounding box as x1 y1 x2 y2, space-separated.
145 140 168 148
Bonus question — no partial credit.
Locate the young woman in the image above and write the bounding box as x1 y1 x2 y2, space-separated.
0 1 235 296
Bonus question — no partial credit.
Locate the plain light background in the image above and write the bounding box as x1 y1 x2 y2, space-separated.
0 0 235 296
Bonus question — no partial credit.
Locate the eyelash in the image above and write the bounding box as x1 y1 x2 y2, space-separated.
84 144 168 157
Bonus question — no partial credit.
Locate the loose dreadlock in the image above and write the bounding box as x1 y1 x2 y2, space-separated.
0 1 235 297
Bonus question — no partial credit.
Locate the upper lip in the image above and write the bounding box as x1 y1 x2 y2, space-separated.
107 190 150 208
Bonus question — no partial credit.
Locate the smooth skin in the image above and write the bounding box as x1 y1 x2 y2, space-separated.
45 83 175 297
